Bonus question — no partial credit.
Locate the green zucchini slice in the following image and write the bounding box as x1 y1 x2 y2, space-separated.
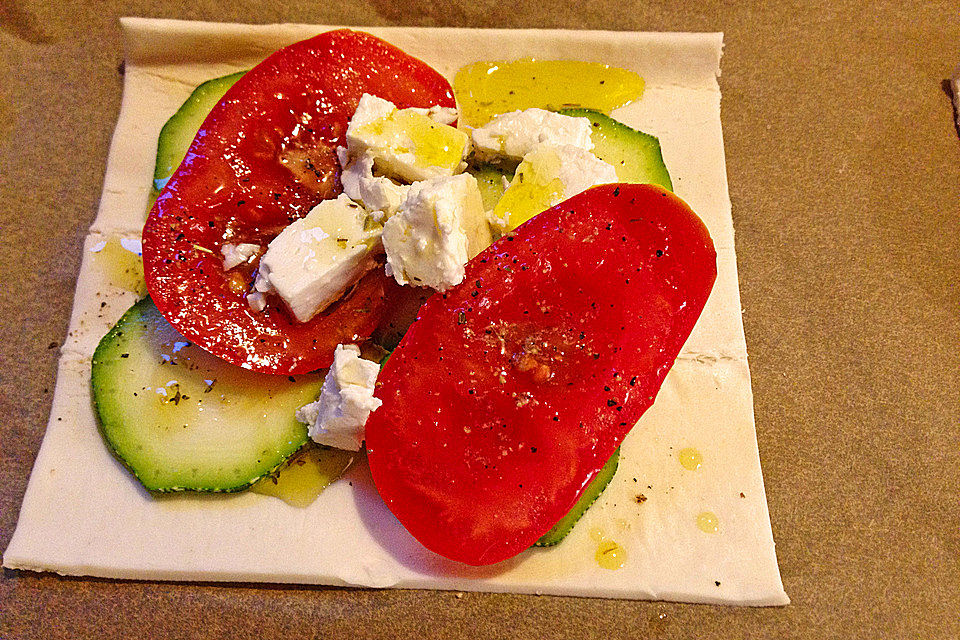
92 297 318 492
535 447 620 547
559 108 673 191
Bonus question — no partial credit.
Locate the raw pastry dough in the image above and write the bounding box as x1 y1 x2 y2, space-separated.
3 18 788 606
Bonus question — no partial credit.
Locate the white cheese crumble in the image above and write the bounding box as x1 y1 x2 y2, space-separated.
538 143 618 196
382 173 493 291
344 93 470 183
220 242 261 271
471 108 594 164
408 104 459 126
295 344 382 451
339 152 410 219
253 194 382 322
493 143 618 231
246 291 267 312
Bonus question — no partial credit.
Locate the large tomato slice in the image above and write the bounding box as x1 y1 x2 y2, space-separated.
142 30 455 374
366 184 717 566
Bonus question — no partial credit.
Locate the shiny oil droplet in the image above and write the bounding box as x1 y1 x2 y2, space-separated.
453 58 645 128
696 511 720 534
679 447 703 471
595 539 627 570
251 443 355 508
89 236 146 295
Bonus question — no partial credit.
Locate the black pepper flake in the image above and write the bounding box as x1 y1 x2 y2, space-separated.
607 399 617 407
288 376 296 382
613 187 620 197
530 446 537 453
740 492 746 498
468 389 475 395
604 386 611 392
457 311 467 325
552 416 559 422
630 376 638 386
656 249 664 257
592 353 600 360
471 291 478 297
715 581 721 587
237 200 246 205
47 341 58 349
635 494 647 504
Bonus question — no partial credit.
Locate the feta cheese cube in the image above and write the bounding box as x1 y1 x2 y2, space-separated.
345 93 470 183
295 344 382 451
340 152 410 219
382 174 493 291
254 194 382 323
493 143 618 231
220 242 261 271
471 108 594 164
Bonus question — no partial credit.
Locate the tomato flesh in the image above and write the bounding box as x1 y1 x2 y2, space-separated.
142 30 456 374
365 184 717 566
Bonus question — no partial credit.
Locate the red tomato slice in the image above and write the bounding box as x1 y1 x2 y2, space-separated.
366 184 717 566
142 30 455 374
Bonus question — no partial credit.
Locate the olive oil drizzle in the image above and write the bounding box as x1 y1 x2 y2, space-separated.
453 58 645 128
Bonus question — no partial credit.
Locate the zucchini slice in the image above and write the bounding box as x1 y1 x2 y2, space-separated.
535 447 620 547
559 108 673 191
92 297 318 492
467 164 514 213
150 70 246 201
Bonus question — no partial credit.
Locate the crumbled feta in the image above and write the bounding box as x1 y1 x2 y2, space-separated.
409 105 459 126
246 291 267 312
382 174 492 291
345 93 470 183
295 344 382 450
471 108 594 164
220 242 261 271
253 194 382 323
340 152 410 219
493 143 618 232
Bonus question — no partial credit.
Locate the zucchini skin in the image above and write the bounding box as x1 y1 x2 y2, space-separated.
534 448 620 547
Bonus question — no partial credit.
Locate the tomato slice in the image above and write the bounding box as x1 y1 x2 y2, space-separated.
142 30 456 374
365 183 717 566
